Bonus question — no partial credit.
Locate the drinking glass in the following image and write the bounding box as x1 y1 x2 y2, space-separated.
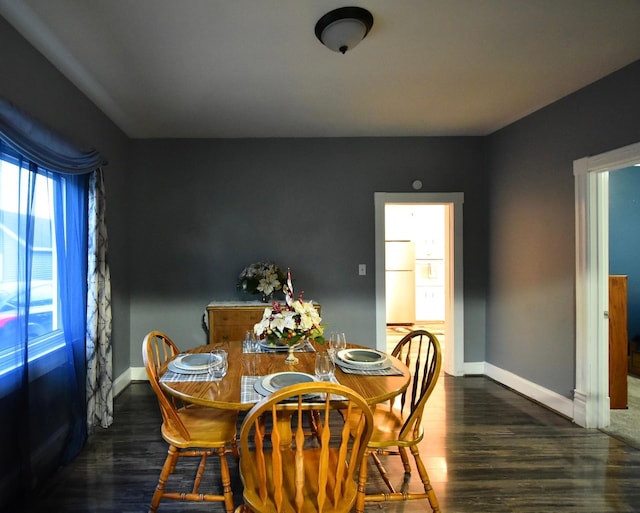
243 331 253 353
329 332 346 360
315 352 335 381
251 334 261 352
208 349 228 381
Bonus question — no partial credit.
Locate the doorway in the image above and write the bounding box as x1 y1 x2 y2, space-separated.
384 204 446 354
573 141 640 428
374 192 464 376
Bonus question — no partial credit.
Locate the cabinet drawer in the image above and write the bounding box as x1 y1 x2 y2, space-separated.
211 310 264 326
212 326 250 344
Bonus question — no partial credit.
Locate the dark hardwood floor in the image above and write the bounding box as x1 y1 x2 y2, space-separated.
13 375 640 513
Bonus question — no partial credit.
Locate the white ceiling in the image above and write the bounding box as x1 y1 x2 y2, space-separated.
2 0 640 139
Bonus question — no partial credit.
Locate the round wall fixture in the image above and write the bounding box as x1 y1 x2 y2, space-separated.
412 179 423 190
315 7 374 54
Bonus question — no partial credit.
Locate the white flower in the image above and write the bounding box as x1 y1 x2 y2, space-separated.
256 278 274 295
272 311 296 332
256 269 281 296
253 307 273 335
253 272 325 345
293 300 321 330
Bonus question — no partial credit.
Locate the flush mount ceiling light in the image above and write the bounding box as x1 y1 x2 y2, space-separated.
315 6 374 54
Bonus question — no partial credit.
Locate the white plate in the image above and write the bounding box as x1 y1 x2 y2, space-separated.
172 353 215 370
337 348 387 366
167 361 209 374
253 374 320 399
169 353 219 374
261 372 316 393
334 357 392 371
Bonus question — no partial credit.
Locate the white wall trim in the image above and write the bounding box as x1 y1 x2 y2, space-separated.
462 361 485 375
483 363 575 420
573 140 640 428
114 367 147 397
579 141 640 173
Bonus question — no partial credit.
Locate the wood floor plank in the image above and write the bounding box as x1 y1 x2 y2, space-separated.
11 376 640 512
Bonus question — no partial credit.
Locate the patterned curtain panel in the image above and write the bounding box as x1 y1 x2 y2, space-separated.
86 169 113 430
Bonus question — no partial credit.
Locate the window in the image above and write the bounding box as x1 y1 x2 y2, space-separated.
0 98 107 504
0 156 65 381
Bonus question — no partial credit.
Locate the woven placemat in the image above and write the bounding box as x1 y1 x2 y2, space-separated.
159 370 212 383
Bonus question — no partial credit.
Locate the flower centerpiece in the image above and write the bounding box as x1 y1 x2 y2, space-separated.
253 269 325 364
237 261 286 302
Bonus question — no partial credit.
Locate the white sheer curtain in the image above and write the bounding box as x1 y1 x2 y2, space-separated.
1 95 113 432
0 94 110 507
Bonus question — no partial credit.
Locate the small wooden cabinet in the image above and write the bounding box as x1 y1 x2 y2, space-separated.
206 301 321 345
609 275 628 409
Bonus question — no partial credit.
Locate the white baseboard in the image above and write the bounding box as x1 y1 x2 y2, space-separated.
482 362 574 419
113 367 147 397
462 361 485 375
130 366 148 381
116 363 575 421
573 389 587 427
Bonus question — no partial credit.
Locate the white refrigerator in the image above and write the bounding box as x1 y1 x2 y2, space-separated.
385 240 416 325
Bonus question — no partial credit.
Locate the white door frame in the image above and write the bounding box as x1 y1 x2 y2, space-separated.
374 192 464 376
573 141 640 428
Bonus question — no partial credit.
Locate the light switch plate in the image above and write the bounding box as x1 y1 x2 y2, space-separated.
358 264 366 276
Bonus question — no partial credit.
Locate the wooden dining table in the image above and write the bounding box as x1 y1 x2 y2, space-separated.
159 341 411 411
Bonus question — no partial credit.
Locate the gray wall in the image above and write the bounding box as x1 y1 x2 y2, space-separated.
487 60 640 398
127 137 488 365
5 9 640 403
0 16 131 378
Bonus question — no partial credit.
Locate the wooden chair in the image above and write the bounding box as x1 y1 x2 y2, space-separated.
234 382 374 513
347 329 443 512
142 331 238 513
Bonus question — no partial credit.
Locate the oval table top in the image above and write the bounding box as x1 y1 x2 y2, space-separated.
159 342 410 410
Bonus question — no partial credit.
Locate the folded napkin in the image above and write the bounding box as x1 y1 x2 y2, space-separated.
336 364 404 376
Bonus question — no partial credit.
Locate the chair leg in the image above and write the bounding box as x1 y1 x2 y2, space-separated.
150 445 235 513
410 444 440 513
149 445 179 513
308 409 322 441
398 446 413 495
398 446 412 473
363 446 441 513
370 451 396 493
355 450 369 513
192 453 208 494
218 446 235 513
230 438 240 460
